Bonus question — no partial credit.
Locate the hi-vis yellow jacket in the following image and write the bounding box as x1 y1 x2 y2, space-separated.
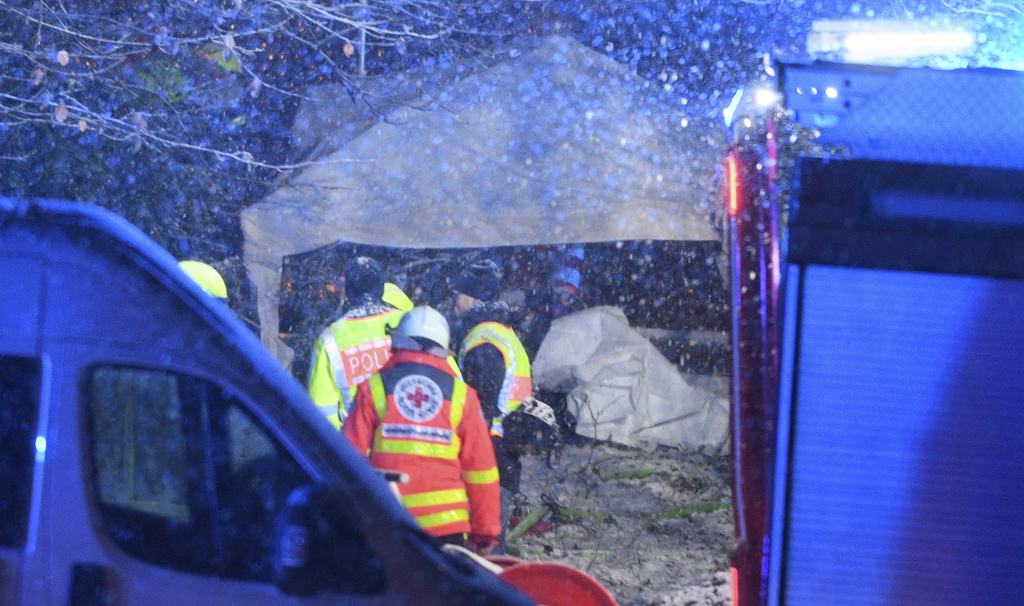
343 349 501 538
308 307 404 429
458 321 532 437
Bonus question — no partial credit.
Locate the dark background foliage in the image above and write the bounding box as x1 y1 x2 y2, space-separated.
2 0 1016 333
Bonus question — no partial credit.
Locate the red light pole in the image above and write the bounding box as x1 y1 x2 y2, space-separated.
726 135 780 606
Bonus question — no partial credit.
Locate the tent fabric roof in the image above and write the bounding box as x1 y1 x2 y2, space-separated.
242 36 720 365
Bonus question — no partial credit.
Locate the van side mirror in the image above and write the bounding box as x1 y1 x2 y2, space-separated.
272 485 386 596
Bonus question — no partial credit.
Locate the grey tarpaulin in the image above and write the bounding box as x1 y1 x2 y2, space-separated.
533 306 728 449
242 36 719 366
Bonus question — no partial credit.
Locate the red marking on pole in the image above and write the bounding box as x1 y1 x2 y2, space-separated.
727 155 740 217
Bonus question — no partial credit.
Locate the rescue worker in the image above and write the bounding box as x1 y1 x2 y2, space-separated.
307 257 405 430
450 260 533 493
343 306 501 555
179 260 228 301
517 245 587 358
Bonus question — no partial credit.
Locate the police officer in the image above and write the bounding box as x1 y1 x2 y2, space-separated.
343 306 501 554
450 260 532 494
307 257 405 429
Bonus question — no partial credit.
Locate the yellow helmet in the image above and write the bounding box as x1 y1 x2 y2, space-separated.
383 282 414 311
178 260 228 300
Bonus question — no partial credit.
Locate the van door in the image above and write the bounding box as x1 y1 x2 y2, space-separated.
45 344 386 606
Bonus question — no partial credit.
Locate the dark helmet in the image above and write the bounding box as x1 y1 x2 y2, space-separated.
452 259 502 301
344 256 385 300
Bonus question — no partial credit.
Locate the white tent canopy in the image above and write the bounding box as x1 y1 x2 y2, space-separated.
242 36 719 365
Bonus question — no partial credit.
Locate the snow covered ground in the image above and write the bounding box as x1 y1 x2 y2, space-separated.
509 440 735 606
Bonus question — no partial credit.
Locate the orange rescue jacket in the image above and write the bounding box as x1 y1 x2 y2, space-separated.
344 349 501 538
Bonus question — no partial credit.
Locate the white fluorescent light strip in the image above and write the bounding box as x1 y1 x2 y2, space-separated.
844 30 974 61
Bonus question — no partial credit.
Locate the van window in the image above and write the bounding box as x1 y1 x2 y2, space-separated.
0 356 41 548
87 366 312 581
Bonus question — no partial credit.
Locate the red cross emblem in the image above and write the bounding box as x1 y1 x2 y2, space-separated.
394 375 442 422
407 387 431 409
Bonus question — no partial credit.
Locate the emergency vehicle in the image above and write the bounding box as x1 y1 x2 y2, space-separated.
726 62 1024 606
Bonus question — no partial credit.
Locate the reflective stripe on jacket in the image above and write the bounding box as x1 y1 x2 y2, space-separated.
458 321 532 436
343 349 501 538
307 308 404 429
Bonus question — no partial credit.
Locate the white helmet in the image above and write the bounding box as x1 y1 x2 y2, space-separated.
395 306 450 350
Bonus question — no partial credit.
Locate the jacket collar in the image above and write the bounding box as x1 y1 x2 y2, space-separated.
342 294 395 319
451 299 511 344
382 348 455 374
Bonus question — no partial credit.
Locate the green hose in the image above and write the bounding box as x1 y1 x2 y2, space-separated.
507 506 551 543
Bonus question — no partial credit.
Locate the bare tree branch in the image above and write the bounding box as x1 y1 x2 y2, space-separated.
0 0 506 169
